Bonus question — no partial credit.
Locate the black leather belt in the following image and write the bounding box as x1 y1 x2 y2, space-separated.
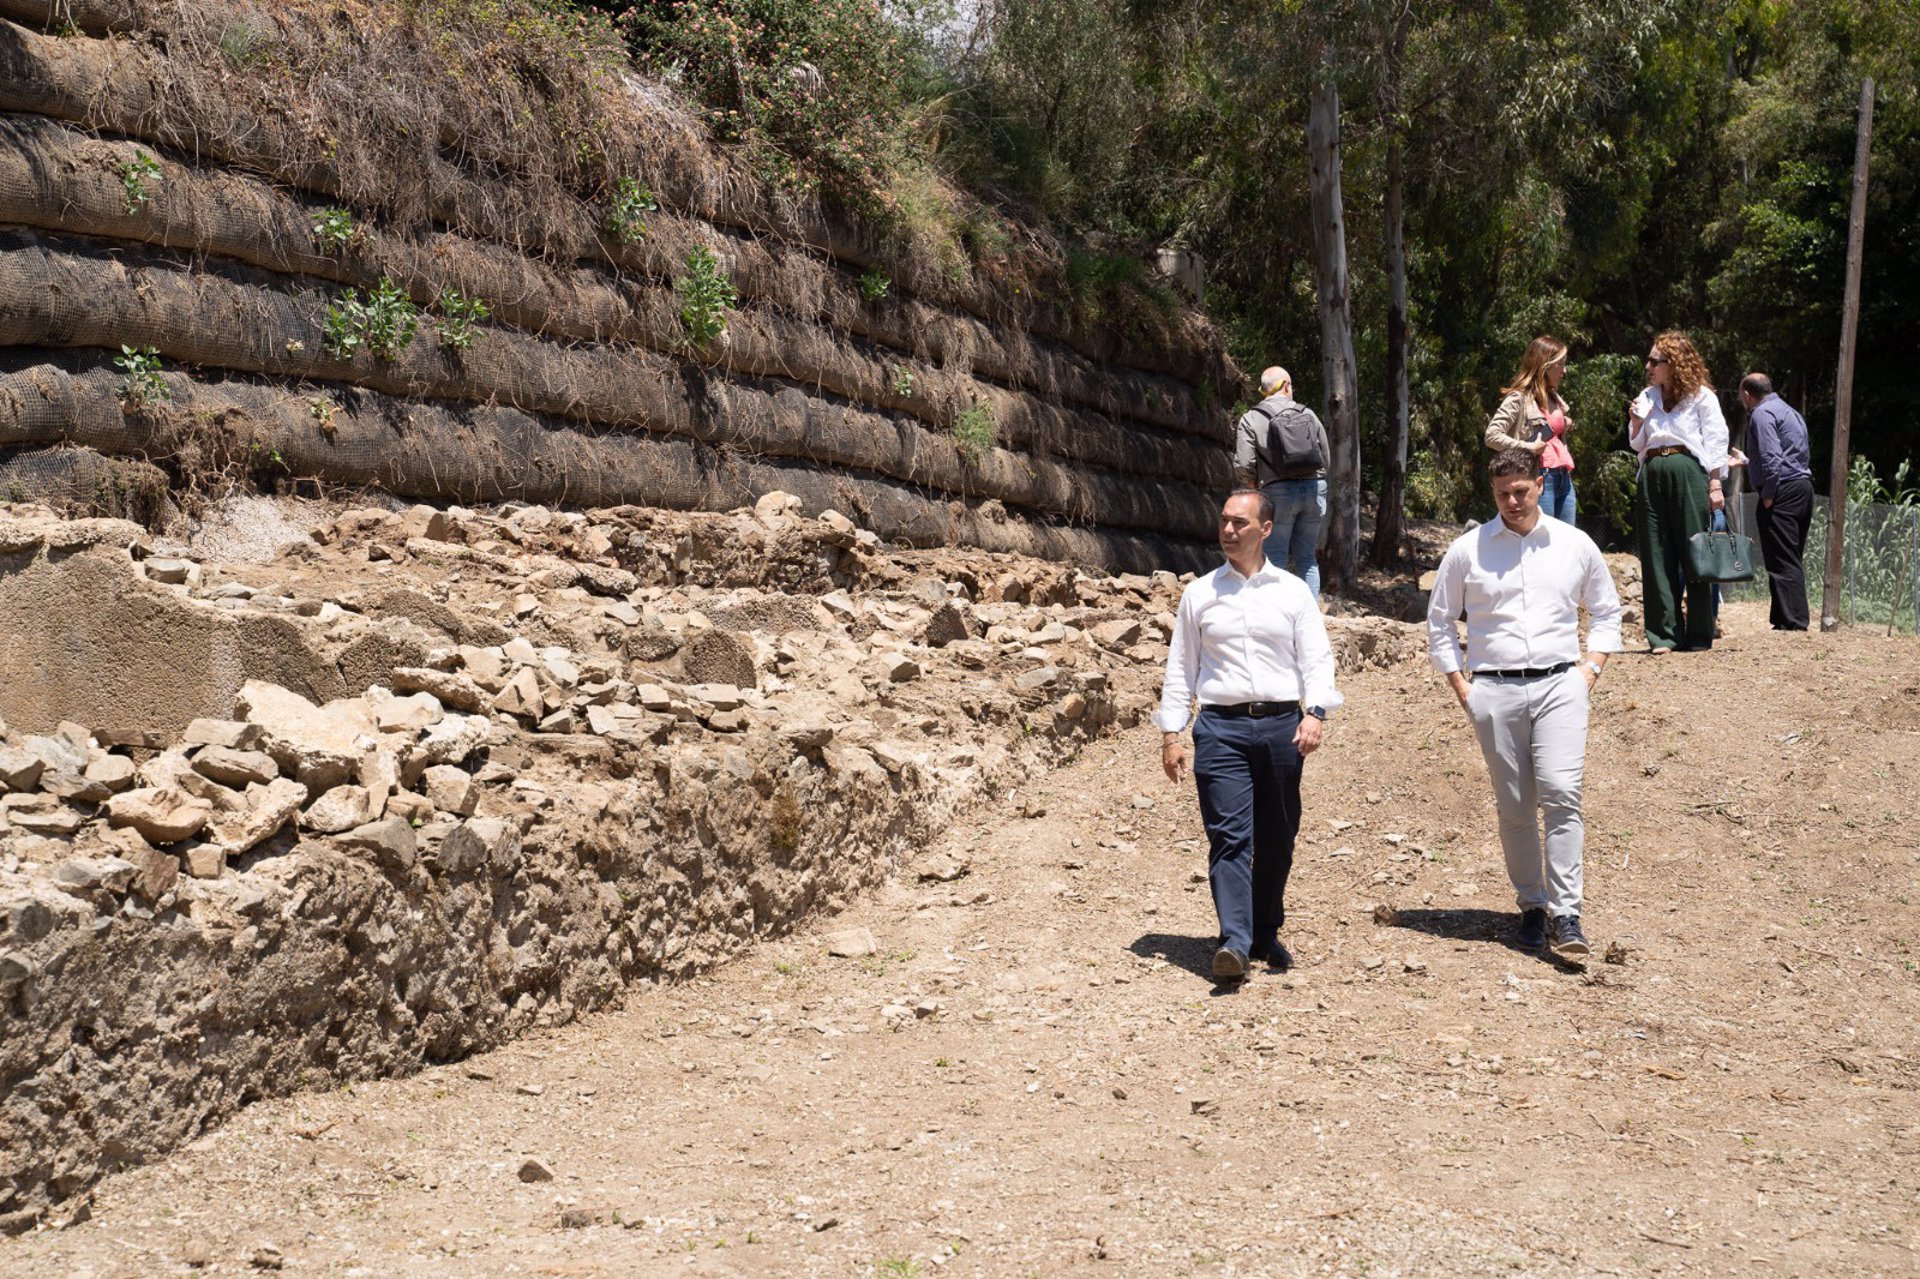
1201 700 1301 718
1476 661 1574 679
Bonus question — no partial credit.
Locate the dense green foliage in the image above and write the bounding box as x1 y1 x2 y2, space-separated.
575 0 1915 537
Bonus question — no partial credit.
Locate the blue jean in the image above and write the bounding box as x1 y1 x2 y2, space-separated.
1192 709 1304 956
1543 467 1576 525
1262 477 1327 597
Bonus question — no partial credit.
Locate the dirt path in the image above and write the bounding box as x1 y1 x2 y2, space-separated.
6 600 1918 1278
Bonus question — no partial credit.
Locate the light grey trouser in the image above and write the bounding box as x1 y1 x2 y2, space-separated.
1465 668 1591 917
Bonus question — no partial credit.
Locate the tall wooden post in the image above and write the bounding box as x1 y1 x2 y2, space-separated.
1821 77 1874 631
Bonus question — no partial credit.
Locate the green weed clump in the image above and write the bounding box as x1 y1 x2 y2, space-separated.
114 345 169 409
604 176 659 242
434 288 491 351
676 246 737 349
120 150 161 214
952 401 996 462
324 277 419 361
312 207 357 253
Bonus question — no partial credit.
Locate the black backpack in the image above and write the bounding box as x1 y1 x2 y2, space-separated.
1255 401 1326 478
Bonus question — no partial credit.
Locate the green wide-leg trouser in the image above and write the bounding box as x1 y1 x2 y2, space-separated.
1635 451 1714 651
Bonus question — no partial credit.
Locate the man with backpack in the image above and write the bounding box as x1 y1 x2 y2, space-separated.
1232 366 1331 598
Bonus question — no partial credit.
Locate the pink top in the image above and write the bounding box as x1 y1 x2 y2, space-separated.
1541 407 1573 470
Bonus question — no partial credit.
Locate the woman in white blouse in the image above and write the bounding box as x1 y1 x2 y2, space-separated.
1627 329 1729 652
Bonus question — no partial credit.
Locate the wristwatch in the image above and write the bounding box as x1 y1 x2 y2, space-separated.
1305 705 1329 721
1583 660 1603 679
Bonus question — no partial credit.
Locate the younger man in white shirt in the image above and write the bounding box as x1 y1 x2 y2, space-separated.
1426 448 1623 962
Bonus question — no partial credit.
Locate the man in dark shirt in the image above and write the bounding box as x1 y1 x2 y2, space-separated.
1738 373 1814 630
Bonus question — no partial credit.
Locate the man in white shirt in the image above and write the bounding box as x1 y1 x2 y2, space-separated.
1426 448 1623 962
1157 490 1343 982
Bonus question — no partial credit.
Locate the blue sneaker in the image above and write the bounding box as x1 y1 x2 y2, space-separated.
1548 914 1590 964
1517 908 1548 949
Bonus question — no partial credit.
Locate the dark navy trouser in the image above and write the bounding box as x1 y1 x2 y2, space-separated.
1192 708 1304 955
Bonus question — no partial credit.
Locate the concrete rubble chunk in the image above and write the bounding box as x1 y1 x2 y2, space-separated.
1092 618 1143 649
106 787 213 845
24 735 87 776
818 510 859 546
868 740 925 774
82 754 138 794
825 927 878 957
302 785 372 835
0 747 45 792
754 490 801 522
336 815 418 871
53 856 135 896
423 765 478 817
438 817 520 875
142 557 195 585
378 676 464 720
6 795 84 835
209 778 308 857
39 770 112 805
457 646 510 690
777 720 834 751
872 653 921 684
183 844 225 879
502 637 540 666
540 649 581 688
236 681 379 792
192 747 279 789
403 714 490 784
492 668 545 720
182 718 265 751
685 683 743 712
683 629 757 689
921 602 974 648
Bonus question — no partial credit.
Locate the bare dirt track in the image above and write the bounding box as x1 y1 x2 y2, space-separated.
5 599 1918 1278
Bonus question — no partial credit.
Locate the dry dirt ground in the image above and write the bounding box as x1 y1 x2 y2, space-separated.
5 599 1918 1278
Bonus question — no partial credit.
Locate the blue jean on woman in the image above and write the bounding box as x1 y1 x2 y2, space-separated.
1261 477 1327 598
1542 466 1577 525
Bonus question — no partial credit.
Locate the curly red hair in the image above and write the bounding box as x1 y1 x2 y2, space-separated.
1652 330 1712 406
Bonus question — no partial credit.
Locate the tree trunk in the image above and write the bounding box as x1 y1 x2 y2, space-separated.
1307 58 1361 592
1370 14 1410 568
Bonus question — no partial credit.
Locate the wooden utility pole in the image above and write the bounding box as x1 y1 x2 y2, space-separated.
1821 77 1874 631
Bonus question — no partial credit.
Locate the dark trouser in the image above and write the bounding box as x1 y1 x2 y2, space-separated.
1636 452 1715 650
1757 476 1814 630
1192 708 1303 955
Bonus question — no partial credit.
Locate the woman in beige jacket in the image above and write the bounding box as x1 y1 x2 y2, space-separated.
1485 336 1576 523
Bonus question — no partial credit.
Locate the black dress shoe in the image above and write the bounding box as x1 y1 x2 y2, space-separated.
1212 946 1249 980
1250 938 1294 971
1548 914 1590 963
1517 908 1548 950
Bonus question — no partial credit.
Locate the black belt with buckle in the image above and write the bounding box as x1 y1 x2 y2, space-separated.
1476 661 1574 679
1201 700 1301 718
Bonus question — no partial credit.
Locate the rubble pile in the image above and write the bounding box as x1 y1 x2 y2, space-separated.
0 493 1421 1225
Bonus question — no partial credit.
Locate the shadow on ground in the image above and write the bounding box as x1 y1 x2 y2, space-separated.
1387 908 1579 968
1128 931 1255 995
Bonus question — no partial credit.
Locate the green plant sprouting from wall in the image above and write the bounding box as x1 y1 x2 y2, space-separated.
605 176 659 243
859 270 891 302
434 289 491 351
312 207 357 254
952 400 996 462
114 345 169 409
120 150 161 214
324 277 419 361
676 246 737 349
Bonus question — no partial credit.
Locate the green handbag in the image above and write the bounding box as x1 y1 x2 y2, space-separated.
1684 475 1756 583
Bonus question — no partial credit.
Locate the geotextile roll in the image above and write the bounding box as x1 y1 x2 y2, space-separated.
0 358 1218 575
0 232 1222 540
0 11 1237 396
0 114 1230 487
